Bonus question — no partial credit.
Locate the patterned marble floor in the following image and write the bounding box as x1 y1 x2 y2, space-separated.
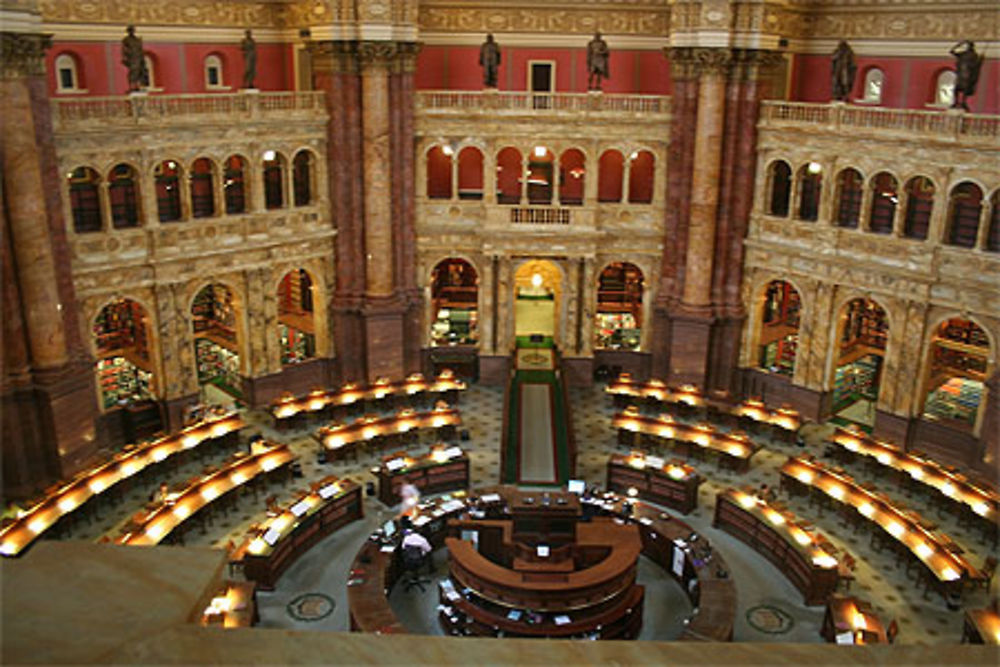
51 381 996 646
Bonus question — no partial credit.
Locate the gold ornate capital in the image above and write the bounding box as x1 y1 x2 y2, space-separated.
311 40 421 75
731 49 785 82
309 40 359 75
1 32 51 79
666 47 732 80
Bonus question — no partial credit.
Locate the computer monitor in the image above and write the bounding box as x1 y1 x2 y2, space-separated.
567 479 585 495
536 544 550 558
383 519 396 538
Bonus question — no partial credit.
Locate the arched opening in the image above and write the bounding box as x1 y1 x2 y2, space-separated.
223 155 247 214
922 318 991 430
93 298 158 431
430 258 479 347
278 269 316 364
189 157 216 218
934 70 955 107
598 150 624 203
834 168 863 228
627 150 655 204
457 147 483 200
868 172 898 234
426 145 453 199
594 263 643 351
154 160 182 222
559 149 585 206
262 151 285 209
109 163 141 229
768 160 791 217
204 53 225 89
988 191 1000 252
191 284 242 402
496 147 522 205
862 67 884 104
796 162 823 221
902 176 934 240
527 146 554 205
67 167 102 233
832 298 889 428
757 280 801 377
514 260 561 345
293 150 314 206
55 53 83 92
143 54 157 90
946 182 983 248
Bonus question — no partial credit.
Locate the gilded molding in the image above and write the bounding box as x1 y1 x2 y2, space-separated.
731 49 785 82
310 40 422 74
37 0 282 28
417 4 669 37
1 32 51 78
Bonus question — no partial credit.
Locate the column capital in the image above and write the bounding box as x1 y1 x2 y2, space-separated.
730 49 785 82
665 46 733 80
1 32 51 79
310 40 422 74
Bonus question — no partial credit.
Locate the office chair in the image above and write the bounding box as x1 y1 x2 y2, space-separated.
402 545 431 593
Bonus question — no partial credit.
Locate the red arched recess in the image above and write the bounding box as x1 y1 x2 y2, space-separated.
627 150 654 204
559 149 585 206
598 150 624 203
496 147 522 205
426 145 453 199
457 147 483 200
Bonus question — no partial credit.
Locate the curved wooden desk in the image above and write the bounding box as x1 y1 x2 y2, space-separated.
313 406 462 458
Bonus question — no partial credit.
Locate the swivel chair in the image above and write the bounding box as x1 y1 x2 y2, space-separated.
402 545 431 593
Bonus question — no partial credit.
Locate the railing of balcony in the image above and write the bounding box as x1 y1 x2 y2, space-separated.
760 101 1000 140
417 90 670 115
52 91 328 126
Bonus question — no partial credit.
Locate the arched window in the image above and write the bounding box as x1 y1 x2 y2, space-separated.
426 145 452 199
923 318 991 429
204 54 225 89
527 146 554 205
293 151 313 206
835 168 863 228
934 70 955 107
108 164 140 229
223 155 247 214
862 68 884 104
54 53 83 93
67 167 101 233
154 160 182 222
868 172 897 234
278 269 317 364
189 158 215 218
457 147 483 200
430 258 479 347
598 150 624 203
796 162 822 222
559 149 585 206
757 280 801 376
94 298 155 410
768 160 791 217
191 283 242 397
987 191 1000 253
262 151 285 209
902 176 934 240
143 54 157 90
627 150 655 204
595 263 644 351
946 182 983 248
496 147 522 205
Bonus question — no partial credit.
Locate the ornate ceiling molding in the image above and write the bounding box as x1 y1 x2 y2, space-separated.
416 1 669 37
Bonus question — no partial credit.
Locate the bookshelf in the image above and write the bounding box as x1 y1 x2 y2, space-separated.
97 356 153 409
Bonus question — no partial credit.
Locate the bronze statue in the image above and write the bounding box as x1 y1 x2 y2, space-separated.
831 40 857 102
586 31 609 90
121 25 148 92
479 33 501 88
950 40 984 111
241 29 258 89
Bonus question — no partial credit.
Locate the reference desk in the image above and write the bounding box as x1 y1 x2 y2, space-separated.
822 595 888 644
714 489 839 605
606 453 702 514
375 446 469 506
234 477 363 590
0 412 244 557
200 581 258 628
314 406 462 460
117 443 296 546
780 456 981 600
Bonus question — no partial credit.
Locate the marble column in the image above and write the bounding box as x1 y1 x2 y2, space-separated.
359 42 395 297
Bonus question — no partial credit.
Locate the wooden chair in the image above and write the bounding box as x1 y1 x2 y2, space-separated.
971 556 998 591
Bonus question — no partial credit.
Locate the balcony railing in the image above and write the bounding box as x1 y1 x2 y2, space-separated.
418 90 670 116
510 207 572 225
52 91 328 128
760 101 1000 142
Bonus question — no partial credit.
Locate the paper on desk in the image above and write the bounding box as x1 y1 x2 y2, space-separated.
380 545 396 553
413 515 431 527
553 615 571 625
385 458 407 471
639 517 653 526
646 456 665 469
480 493 501 503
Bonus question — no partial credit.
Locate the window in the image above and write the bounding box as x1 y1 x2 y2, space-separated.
946 182 983 249
293 151 313 207
796 162 822 222
154 160 182 222
934 70 956 107
768 161 791 217
868 172 897 234
263 151 284 209
224 155 247 214
108 164 140 228
144 54 157 90
902 176 934 240
835 169 863 228
67 167 101 233
862 68 884 104
189 158 215 218
55 53 84 93
204 54 225 89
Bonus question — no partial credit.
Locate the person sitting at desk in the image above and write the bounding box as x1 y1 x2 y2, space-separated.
150 482 170 504
401 528 432 556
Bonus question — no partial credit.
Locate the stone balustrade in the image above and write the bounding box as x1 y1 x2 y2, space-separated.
417 90 670 117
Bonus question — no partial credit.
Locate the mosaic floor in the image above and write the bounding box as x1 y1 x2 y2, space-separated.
52 381 997 645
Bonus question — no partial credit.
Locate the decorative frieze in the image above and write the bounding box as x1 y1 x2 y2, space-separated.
0 32 50 78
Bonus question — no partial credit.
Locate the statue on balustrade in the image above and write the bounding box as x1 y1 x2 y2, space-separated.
587 31 610 90
242 29 258 89
479 33 501 88
830 40 856 102
121 25 148 92
950 41 984 111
